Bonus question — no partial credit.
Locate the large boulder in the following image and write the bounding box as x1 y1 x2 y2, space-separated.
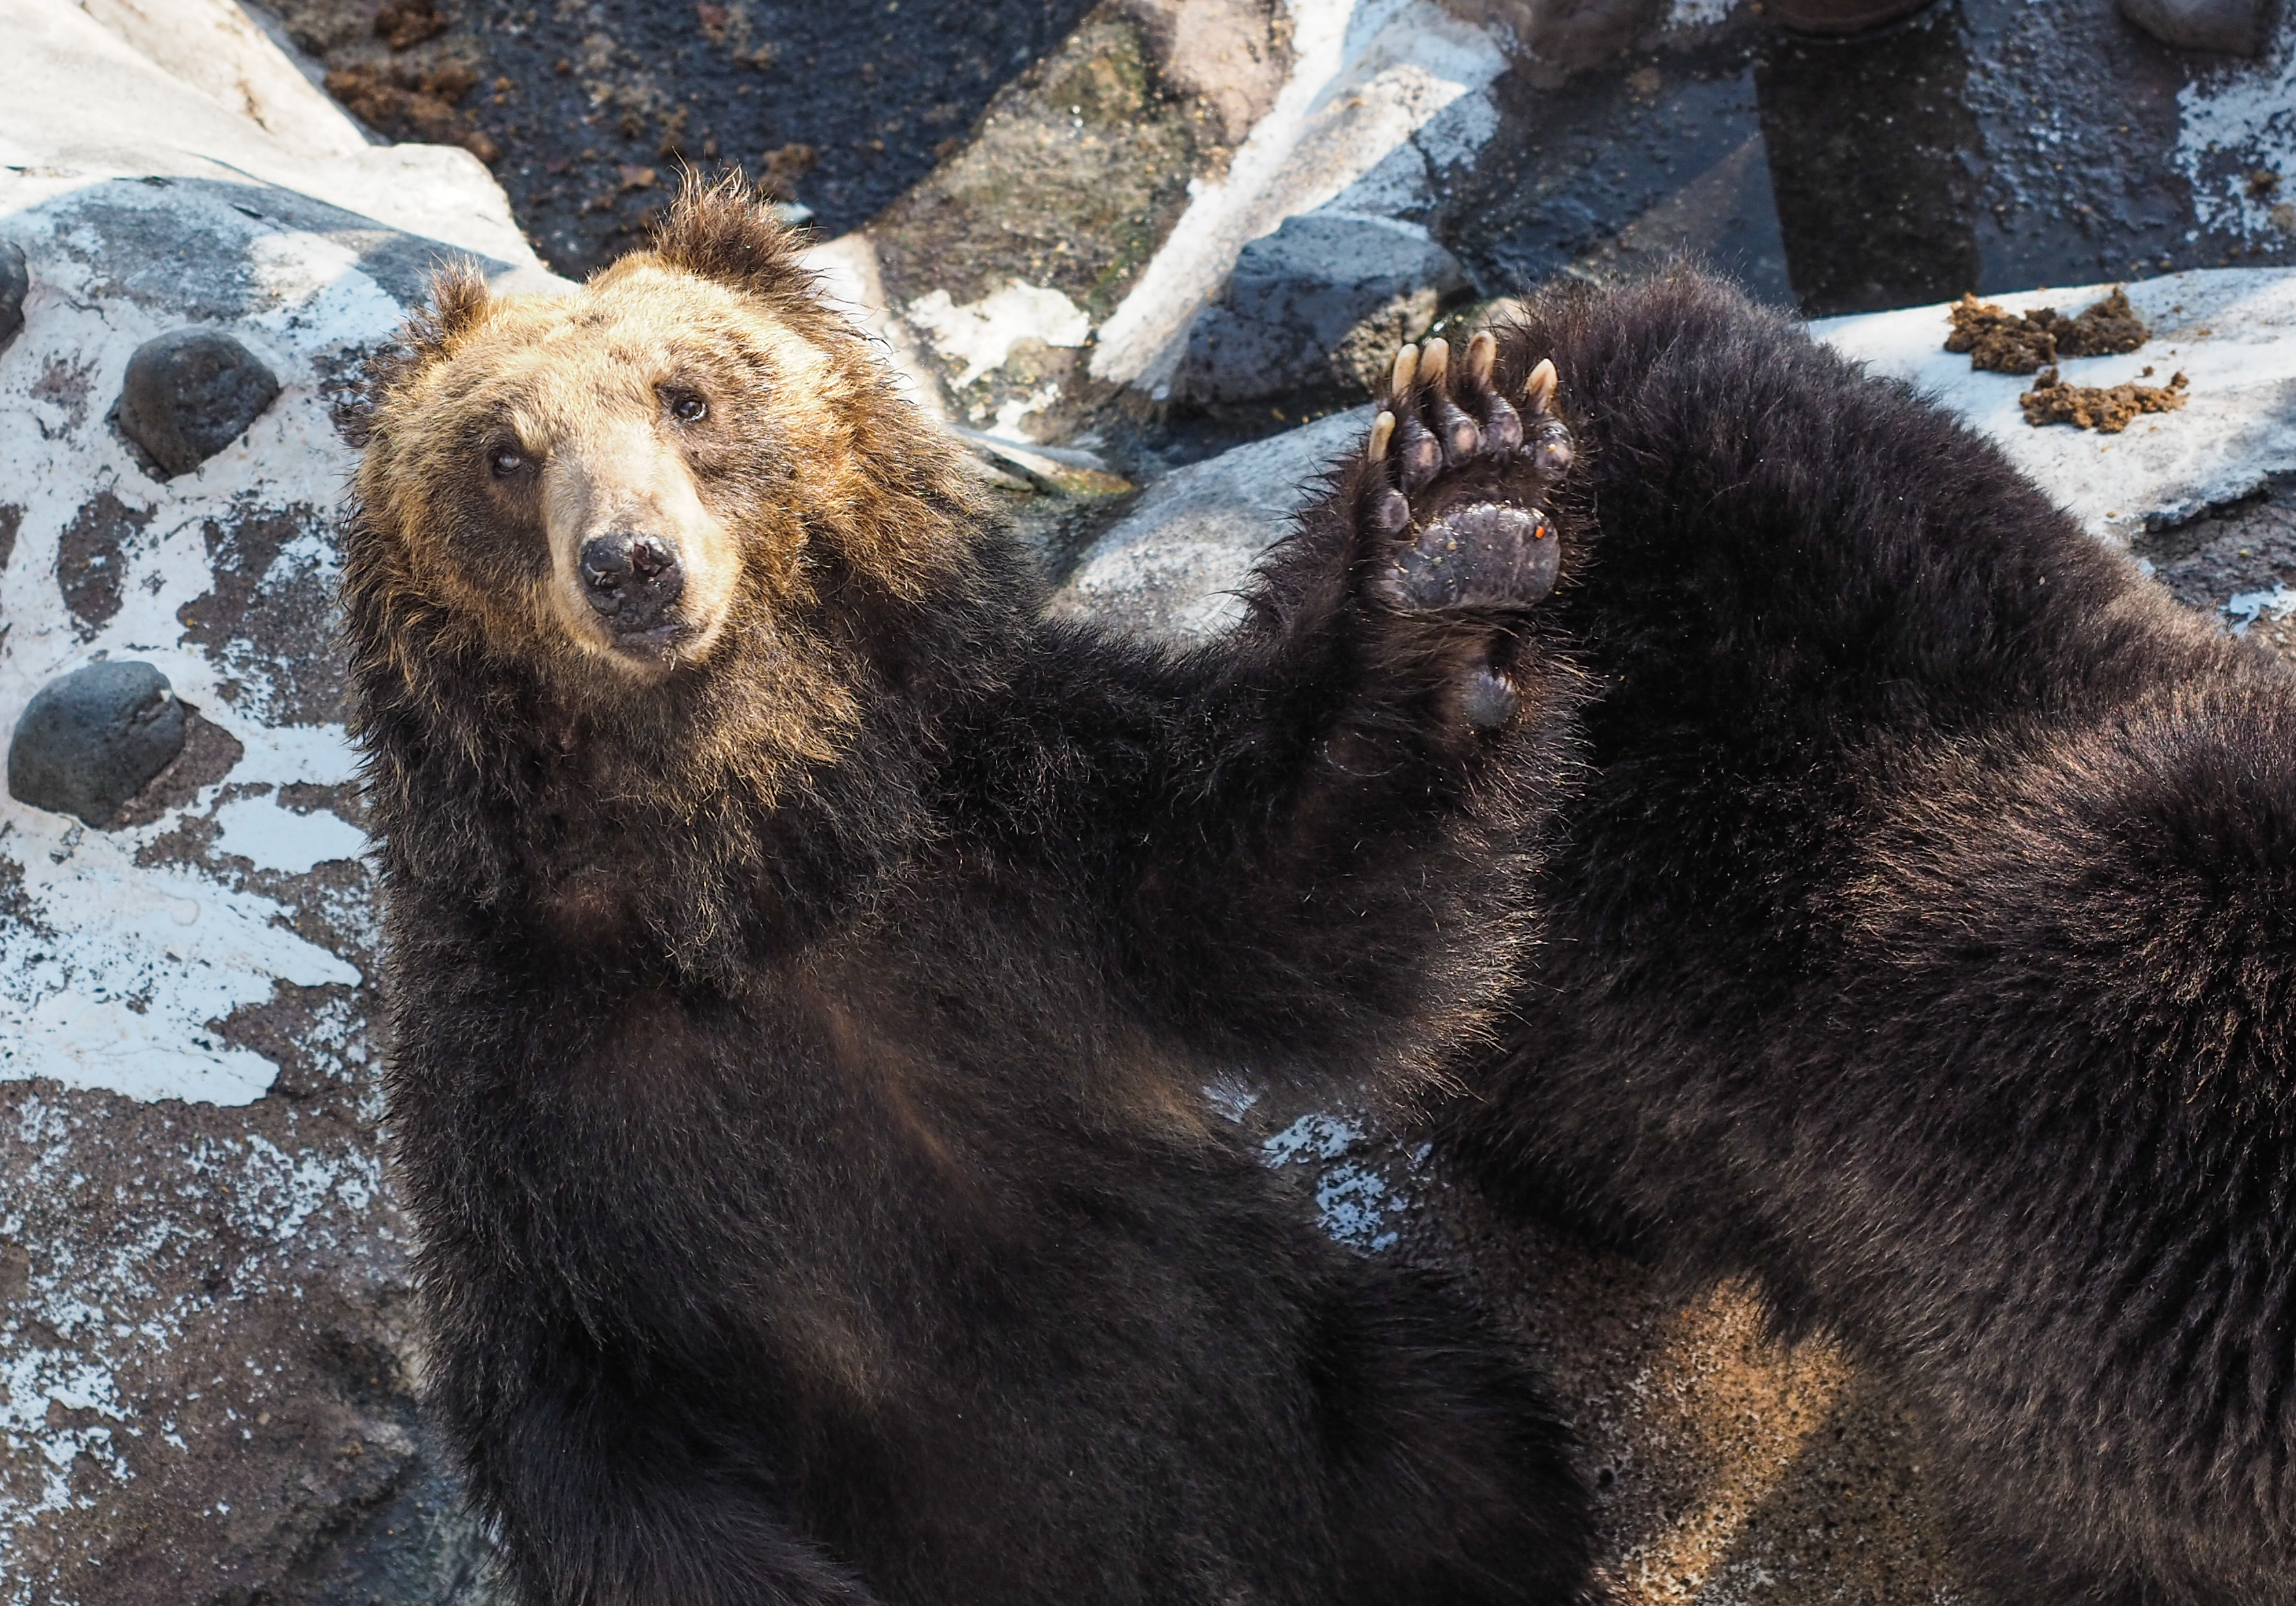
1171 212 1468 405
0 2 564 1598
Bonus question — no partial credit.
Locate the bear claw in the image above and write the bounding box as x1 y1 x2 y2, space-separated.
1361 331 1570 616
1523 357 1558 414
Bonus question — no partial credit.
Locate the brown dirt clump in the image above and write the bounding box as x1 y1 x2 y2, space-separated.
373 0 449 50
2019 365 2188 432
758 142 820 203
323 59 500 163
1945 286 2150 374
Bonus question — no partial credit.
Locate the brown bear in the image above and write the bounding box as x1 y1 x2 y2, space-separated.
342 180 1598 1606
1444 269 2296 1606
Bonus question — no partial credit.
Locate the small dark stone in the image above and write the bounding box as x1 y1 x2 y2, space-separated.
116 328 280 478
0 239 25 347
8 661 189 827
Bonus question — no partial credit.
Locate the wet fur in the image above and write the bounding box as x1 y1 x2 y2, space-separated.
1450 270 2296 1605
348 184 1595 1606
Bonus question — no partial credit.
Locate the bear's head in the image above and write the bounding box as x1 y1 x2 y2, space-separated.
346 180 998 788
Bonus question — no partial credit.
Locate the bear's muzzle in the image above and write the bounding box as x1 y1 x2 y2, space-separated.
581 531 688 645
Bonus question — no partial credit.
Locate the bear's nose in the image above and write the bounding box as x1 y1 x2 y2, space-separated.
579 532 686 635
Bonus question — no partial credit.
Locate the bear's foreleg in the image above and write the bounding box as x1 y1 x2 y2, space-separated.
1120 333 1584 1075
963 333 1585 1085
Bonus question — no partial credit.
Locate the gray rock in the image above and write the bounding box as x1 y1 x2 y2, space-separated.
2118 0 2277 52
7 660 187 827
1438 0 1666 72
1173 212 1467 405
1046 405 1372 640
116 327 282 478
0 237 25 346
0 114 562 1606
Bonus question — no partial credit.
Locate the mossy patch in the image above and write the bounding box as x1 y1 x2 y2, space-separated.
871 10 1199 323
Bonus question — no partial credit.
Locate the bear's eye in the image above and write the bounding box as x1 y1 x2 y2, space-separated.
489 446 527 478
667 391 708 425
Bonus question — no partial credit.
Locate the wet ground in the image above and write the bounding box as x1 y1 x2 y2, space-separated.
262 0 2295 309
1449 0 2289 314
263 0 1104 273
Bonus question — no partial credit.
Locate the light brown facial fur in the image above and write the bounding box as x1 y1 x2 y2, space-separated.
361 262 847 683
349 184 997 813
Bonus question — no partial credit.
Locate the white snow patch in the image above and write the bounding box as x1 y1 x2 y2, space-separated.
210 796 366 874
229 721 361 790
2175 23 2296 242
0 193 385 1104
2226 583 2296 633
0 830 360 1104
988 382 1065 440
903 282 1092 387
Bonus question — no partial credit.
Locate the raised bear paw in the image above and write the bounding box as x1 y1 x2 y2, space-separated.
1361 332 1572 616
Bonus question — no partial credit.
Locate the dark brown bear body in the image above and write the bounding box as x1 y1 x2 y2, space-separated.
345 183 1596 1606
1447 272 2296 1606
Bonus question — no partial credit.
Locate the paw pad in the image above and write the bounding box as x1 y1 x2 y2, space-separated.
1363 331 1572 615
1386 502 1561 612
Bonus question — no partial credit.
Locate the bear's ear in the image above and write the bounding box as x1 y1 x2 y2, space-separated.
649 172 811 302
348 263 493 442
408 261 494 357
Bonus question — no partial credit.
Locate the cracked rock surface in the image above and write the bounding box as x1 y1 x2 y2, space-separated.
0 4 563 1598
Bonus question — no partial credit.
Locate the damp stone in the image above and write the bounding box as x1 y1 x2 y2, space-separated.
2118 0 2274 52
0 240 25 346
8 661 188 827
116 328 280 478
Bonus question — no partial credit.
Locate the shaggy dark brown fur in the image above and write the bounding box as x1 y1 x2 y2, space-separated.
345 182 1596 1606
1449 269 2296 1606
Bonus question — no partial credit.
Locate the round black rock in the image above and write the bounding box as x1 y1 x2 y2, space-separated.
8 661 188 828
116 328 280 478
0 239 25 346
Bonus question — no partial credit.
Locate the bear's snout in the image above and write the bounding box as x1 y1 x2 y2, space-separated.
580 532 688 639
